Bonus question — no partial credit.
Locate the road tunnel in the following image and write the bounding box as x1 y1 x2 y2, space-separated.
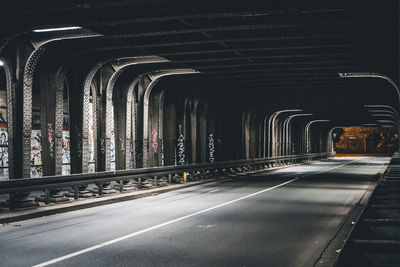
0 0 398 266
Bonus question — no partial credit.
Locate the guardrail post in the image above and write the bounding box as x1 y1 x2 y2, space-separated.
138 178 142 189
44 189 50 204
98 183 103 195
74 186 79 200
119 180 124 192
9 193 15 210
168 174 172 184
154 176 157 186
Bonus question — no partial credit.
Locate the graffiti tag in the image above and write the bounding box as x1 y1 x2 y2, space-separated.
208 133 215 163
177 125 185 165
151 129 158 153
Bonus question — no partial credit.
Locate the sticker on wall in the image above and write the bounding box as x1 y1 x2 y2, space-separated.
31 129 43 177
0 127 8 180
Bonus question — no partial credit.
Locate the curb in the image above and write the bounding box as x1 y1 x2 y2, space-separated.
0 179 217 224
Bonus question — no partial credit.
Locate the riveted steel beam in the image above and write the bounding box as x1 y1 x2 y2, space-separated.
1 57 16 179
103 21 352 39
142 69 198 167
103 56 167 171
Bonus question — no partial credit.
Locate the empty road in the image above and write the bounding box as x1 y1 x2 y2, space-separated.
0 157 388 267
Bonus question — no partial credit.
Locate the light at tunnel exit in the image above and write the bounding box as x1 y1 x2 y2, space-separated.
333 127 397 155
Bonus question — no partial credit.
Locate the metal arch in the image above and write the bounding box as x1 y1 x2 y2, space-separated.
339 73 400 106
262 109 279 158
91 84 98 172
283 113 313 155
326 125 350 153
241 106 254 159
305 120 330 153
81 58 113 173
158 90 166 166
104 70 123 171
284 114 313 155
197 98 209 163
103 56 167 171
243 105 264 159
2 58 16 179
142 78 160 168
326 124 366 152
125 82 135 169
370 114 398 124
142 69 198 168
125 75 143 169
190 98 200 163
368 110 399 119
18 29 101 177
54 66 68 175
364 105 399 118
268 109 302 157
22 45 46 178
81 57 131 172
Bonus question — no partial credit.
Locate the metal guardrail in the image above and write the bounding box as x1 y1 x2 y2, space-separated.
0 153 332 196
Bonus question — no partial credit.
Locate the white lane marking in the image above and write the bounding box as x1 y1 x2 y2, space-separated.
209 189 219 193
197 224 216 228
32 178 297 267
314 158 361 175
32 159 360 267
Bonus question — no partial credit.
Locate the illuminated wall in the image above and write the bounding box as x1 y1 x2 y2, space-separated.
333 127 397 154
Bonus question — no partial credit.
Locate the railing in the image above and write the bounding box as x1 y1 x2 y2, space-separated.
0 152 333 205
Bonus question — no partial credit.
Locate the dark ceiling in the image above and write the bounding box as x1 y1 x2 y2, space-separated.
0 0 398 126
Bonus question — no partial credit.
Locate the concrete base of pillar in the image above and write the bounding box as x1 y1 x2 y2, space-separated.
5 198 38 210
65 190 94 198
35 194 70 203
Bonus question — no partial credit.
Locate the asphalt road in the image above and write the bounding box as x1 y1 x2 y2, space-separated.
0 157 389 267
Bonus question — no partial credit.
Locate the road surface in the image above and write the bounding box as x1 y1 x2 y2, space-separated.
0 157 388 267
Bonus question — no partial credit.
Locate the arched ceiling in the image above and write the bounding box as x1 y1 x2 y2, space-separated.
0 0 398 127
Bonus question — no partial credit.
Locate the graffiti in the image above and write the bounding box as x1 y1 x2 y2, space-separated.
0 128 8 166
89 129 95 161
74 125 82 158
208 133 215 163
100 138 105 154
61 130 71 175
47 124 53 143
152 129 158 153
31 166 43 178
62 131 70 164
88 163 95 173
177 125 185 165
120 138 125 152
88 102 95 162
110 130 115 171
31 129 43 177
111 130 115 161
48 123 54 158
0 127 8 180
62 165 71 175
0 111 5 123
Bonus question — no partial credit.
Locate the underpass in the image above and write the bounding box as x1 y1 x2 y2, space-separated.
0 157 388 267
0 1 399 265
